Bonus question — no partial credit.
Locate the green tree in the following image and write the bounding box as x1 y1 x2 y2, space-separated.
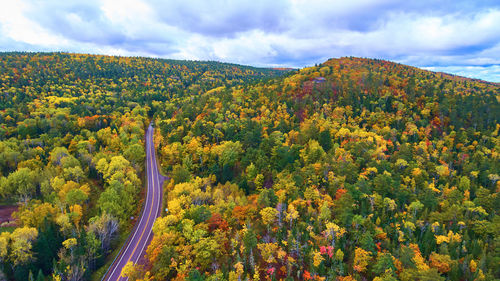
2 168 37 203
124 143 145 170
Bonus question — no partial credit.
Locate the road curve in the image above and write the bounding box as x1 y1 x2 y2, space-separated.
102 123 164 281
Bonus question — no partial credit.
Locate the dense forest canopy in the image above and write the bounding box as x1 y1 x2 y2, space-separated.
0 52 286 281
148 57 499 281
0 52 499 281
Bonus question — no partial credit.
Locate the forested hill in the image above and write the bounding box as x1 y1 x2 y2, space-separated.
148 57 499 280
281 57 499 131
0 52 287 111
0 52 287 281
0 53 498 281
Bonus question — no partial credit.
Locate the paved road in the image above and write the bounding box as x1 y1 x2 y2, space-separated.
102 123 164 281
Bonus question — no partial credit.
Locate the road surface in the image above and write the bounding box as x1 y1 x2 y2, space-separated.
102 123 165 281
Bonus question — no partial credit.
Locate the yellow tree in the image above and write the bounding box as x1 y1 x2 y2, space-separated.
260 207 278 233
353 247 372 273
286 204 299 227
9 227 38 266
324 222 346 248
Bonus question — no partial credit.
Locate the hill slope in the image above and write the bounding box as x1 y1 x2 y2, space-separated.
0 53 498 280
147 57 499 280
0 52 287 281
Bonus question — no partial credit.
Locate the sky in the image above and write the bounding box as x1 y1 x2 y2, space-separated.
0 0 499 82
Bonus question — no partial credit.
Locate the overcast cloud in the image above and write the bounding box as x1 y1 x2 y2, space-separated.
0 0 499 82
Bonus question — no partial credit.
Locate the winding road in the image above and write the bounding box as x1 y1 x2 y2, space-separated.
102 123 165 281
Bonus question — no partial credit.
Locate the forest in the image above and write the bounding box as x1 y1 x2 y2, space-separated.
0 52 285 280
0 52 499 281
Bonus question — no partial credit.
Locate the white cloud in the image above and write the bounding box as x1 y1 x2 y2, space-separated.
423 65 500 82
0 0 68 46
0 0 498 82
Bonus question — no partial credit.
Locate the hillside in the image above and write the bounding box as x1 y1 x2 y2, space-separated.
0 52 286 280
0 54 498 281
147 57 499 280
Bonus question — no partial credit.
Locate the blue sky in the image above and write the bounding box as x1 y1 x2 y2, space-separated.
1 0 499 82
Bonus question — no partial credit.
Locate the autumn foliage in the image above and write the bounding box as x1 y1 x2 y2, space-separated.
0 53 498 280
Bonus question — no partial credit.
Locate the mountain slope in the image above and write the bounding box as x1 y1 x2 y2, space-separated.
146 57 499 280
